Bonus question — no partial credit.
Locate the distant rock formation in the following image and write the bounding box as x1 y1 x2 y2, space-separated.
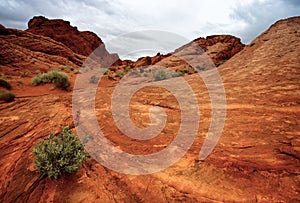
0 16 300 203
0 24 84 73
176 35 245 65
27 16 117 60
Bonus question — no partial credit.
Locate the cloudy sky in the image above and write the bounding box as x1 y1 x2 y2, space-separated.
0 0 299 59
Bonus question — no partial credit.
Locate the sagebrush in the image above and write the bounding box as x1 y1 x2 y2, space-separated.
32 126 88 179
0 78 11 90
0 91 15 102
32 70 70 90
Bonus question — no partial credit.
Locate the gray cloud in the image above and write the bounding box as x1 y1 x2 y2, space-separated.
0 0 299 59
229 0 300 43
106 30 189 60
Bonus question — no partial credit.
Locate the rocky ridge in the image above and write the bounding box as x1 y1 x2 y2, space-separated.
0 16 299 202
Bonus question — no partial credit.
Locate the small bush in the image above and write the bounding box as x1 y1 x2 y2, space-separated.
32 126 88 179
170 72 182 78
128 70 139 76
180 69 189 74
32 77 42 86
196 66 208 71
20 71 30 77
125 66 132 72
0 78 11 90
32 70 70 90
104 69 112 75
115 70 124 78
138 68 144 73
35 70 42 75
0 91 15 102
153 69 168 81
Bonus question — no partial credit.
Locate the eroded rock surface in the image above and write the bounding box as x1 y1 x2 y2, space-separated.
0 16 299 202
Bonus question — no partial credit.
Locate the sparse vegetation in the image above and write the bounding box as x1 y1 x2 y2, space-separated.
125 66 132 72
58 65 75 72
115 70 124 78
32 126 89 179
0 78 12 90
138 68 144 73
170 72 182 78
180 68 189 74
152 69 183 81
0 91 15 102
20 71 31 77
153 69 168 81
196 66 208 71
215 60 227 67
35 70 42 75
128 69 139 76
31 70 70 90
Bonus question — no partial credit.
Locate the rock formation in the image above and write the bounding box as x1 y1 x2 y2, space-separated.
27 16 104 57
0 16 299 202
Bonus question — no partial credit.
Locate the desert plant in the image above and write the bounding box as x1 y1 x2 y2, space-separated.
170 72 182 78
128 70 139 76
104 69 112 75
32 126 89 179
35 70 42 75
138 68 144 73
32 76 42 86
115 70 124 78
0 78 11 90
51 71 70 90
195 66 208 71
180 68 189 74
153 69 168 81
0 91 15 102
20 71 30 77
31 70 70 90
125 66 132 72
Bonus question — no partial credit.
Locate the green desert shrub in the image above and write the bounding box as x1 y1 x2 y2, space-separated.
170 72 182 78
20 71 30 77
32 126 89 179
195 66 208 71
125 66 132 72
0 91 15 102
153 69 168 81
115 70 124 78
35 70 42 75
138 68 144 73
0 78 11 90
31 70 70 90
180 68 189 74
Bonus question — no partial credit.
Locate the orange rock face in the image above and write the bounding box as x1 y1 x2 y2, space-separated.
27 16 104 57
0 24 84 74
176 35 245 65
0 16 299 202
